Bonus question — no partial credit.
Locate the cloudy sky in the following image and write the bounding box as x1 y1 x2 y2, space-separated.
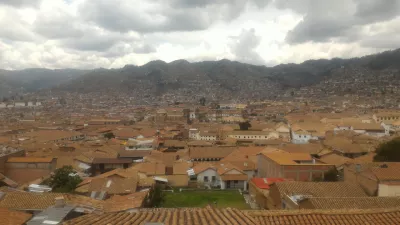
0 0 399 70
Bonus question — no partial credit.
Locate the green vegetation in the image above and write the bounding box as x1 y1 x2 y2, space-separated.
161 190 249 209
144 184 165 208
239 121 252 130
374 138 400 162
104 132 115 140
47 166 82 193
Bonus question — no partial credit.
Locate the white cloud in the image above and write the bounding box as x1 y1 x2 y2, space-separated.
0 0 398 70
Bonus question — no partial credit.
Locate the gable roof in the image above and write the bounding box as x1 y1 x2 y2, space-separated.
88 177 137 195
0 192 63 210
0 207 32 225
301 197 400 210
248 207 400 225
273 181 368 198
64 206 258 225
189 147 237 159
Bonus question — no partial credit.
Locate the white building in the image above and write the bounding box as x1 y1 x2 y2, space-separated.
291 129 320 144
192 163 248 190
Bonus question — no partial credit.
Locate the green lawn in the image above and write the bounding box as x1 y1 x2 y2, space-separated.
161 190 249 209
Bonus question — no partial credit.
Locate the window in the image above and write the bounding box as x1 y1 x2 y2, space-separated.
234 180 238 184
204 176 209 182
212 176 216 182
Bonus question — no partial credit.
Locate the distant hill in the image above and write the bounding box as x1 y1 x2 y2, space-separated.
1 48 400 100
0 68 88 98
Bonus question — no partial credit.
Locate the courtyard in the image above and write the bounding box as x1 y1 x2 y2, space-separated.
161 190 250 209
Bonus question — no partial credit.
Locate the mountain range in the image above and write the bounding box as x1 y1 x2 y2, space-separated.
1 48 399 100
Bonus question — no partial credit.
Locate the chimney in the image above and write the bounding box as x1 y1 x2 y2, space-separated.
55 196 65 208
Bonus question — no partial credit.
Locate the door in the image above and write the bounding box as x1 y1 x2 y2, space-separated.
226 181 231 188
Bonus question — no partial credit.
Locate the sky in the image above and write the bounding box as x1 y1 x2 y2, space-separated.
0 0 399 70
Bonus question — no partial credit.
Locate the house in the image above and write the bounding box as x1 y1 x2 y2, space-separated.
158 140 187 151
221 147 266 180
0 146 25 174
351 123 387 137
227 131 271 141
290 122 333 144
323 137 369 158
23 130 85 143
189 147 237 162
88 119 121 126
249 178 287 209
344 162 400 196
267 181 367 210
188 128 199 139
257 151 334 181
319 153 352 172
192 162 249 190
373 112 400 123
5 157 57 185
124 138 154 151
90 158 132 176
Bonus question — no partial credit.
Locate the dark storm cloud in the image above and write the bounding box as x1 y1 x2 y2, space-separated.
278 0 400 44
80 0 272 33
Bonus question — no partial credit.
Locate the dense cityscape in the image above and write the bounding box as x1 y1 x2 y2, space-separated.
2 0 400 224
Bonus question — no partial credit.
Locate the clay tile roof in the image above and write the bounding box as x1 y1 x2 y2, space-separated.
274 181 368 198
89 177 138 195
0 192 63 210
370 163 400 181
7 157 53 163
260 152 322 165
64 206 258 225
189 147 237 160
250 178 287 189
103 191 148 212
132 162 166 175
319 153 352 168
0 207 32 225
302 197 400 210
247 207 400 225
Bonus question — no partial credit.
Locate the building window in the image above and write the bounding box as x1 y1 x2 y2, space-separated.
234 180 238 184
212 176 216 182
204 176 209 182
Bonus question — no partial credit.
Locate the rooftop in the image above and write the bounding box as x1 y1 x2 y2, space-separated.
7 157 54 163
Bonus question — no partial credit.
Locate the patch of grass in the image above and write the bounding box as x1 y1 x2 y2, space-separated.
161 190 249 209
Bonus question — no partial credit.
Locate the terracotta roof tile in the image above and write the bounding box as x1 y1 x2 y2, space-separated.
247 207 400 225
103 191 148 212
0 192 63 210
0 207 32 225
64 206 258 225
7 157 53 163
189 147 237 160
301 197 400 210
274 181 368 198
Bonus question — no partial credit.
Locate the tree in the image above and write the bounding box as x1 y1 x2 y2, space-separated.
104 132 115 139
144 183 165 208
374 138 400 162
238 121 252 130
199 97 206 106
48 166 82 193
290 91 295 96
